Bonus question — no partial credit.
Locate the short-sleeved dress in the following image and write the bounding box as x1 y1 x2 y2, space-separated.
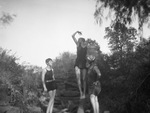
44 69 57 92
75 45 87 69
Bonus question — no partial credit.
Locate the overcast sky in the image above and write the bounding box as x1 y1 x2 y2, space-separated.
0 0 149 67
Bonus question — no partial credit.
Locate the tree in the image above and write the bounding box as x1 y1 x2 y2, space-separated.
22 65 42 91
133 37 150 78
94 0 150 38
53 52 76 78
104 22 138 73
0 12 16 25
0 48 24 86
105 22 138 52
124 38 150 113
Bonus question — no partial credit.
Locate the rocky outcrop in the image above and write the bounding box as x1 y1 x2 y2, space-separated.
0 105 20 113
53 75 92 113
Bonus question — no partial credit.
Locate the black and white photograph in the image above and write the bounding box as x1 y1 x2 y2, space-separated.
0 0 150 113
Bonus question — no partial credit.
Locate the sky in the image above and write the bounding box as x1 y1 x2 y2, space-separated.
0 0 150 67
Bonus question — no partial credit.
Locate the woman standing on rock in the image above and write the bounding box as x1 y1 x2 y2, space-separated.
42 58 57 113
72 31 87 99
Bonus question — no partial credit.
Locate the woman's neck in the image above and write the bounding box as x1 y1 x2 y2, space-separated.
79 43 86 48
46 66 52 70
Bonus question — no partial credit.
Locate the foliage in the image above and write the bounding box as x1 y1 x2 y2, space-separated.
94 0 150 30
0 48 24 86
1 27 150 113
104 22 138 77
53 52 76 78
22 65 42 91
0 47 43 112
87 38 100 50
94 5 150 112
128 38 150 87
105 22 138 53
0 12 16 25
99 20 150 112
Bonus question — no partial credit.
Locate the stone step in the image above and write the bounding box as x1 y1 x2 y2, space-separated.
60 90 79 97
59 96 80 101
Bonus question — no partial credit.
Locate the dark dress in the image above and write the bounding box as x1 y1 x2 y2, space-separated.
87 64 101 96
75 45 87 69
44 69 57 91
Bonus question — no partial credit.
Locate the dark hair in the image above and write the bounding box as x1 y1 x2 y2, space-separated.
79 38 85 42
45 58 52 64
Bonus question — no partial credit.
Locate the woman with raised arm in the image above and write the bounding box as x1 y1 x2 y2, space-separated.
42 58 57 113
72 31 87 99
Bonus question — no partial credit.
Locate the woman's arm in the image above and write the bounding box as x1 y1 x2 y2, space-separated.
52 69 55 80
42 69 47 92
93 65 101 85
72 31 82 45
93 65 101 78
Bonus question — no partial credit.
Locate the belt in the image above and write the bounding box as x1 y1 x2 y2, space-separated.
46 80 54 82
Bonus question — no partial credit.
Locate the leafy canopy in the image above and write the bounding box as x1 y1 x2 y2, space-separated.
94 0 150 30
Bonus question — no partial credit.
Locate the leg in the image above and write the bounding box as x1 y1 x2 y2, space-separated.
90 94 97 113
82 69 87 98
46 91 52 113
47 90 55 113
75 66 82 98
49 90 56 113
95 96 99 113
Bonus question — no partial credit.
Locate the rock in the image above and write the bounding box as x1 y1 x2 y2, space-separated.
60 90 79 97
0 101 9 106
104 111 110 113
65 81 78 91
28 105 41 113
60 97 79 101
77 105 84 113
0 106 20 113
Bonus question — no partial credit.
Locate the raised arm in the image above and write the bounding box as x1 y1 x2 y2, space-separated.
72 31 82 45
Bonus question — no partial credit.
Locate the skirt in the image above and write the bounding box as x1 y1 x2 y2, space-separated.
45 80 57 92
74 58 87 69
89 81 101 96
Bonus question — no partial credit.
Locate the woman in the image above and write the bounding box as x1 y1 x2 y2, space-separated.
42 58 57 113
86 56 101 113
72 31 87 99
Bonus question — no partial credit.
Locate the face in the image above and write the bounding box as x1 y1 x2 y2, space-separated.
78 38 85 45
47 60 53 66
78 38 82 43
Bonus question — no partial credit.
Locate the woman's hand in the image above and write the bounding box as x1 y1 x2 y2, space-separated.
73 31 82 36
44 87 47 92
72 31 82 45
76 31 82 35
93 81 99 86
